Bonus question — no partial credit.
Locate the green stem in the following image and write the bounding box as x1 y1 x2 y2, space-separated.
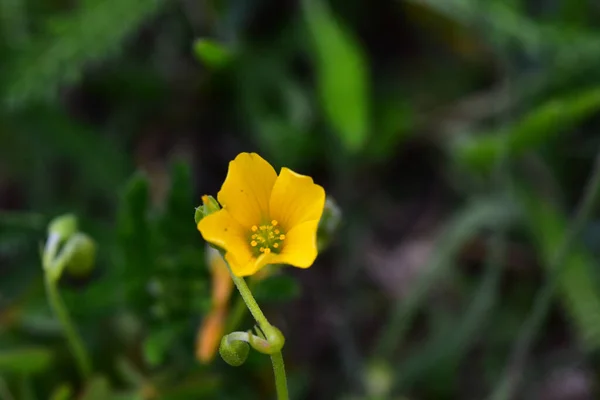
270 352 289 400
222 257 289 400
227 268 271 333
225 277 259 333
44 277 92 379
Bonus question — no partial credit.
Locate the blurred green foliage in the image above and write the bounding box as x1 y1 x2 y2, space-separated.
2 0 600 399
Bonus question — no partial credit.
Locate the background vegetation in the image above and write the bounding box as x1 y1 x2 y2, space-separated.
2 0 600 398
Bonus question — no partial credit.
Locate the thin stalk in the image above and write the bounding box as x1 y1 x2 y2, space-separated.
44 277 92 379
270 352 290 400
223 258 289 400
228 271 270 333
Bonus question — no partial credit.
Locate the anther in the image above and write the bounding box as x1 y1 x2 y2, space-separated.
251 241 257 247
251 226 258 232
271 220 278 226
279 234 285 240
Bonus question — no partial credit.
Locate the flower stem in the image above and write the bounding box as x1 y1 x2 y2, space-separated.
227 268 271 333
223 257 289 400
44 277 92 379
270 352 289 400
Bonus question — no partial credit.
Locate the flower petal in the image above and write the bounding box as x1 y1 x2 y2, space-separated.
270 220 320 268
269 167 326 230
217 153 277 228
226 252 274 277
197 209 253 269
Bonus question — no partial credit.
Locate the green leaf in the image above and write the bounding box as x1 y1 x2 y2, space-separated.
142 326 182 367
303 0 370 152
0 347 53 374
519 188 600 351
455 87 600 170
3 0 166 107
193 39 233 69
253 274 301 303
49 384 73 400
160 161 195 243
79 376 112 400
117 173 154 311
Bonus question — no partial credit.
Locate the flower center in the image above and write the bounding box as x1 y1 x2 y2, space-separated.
249 220 285 256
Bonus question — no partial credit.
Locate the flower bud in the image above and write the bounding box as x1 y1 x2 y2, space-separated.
317 197 342 251
63 232 97 278
219 335 250 367
364 360 393 397
48 214 78 241
195 195 221 224
250 325 285 355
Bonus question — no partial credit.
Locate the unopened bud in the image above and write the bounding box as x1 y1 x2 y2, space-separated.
48 214 78 241
219 335 250 367
63 233 97 278
365 360 393 397
251 325 285 355
195 195 221 224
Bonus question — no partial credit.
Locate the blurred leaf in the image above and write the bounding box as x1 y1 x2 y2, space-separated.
376 198 517 358
159 161 195 243
0 347 53 374
142 326 182 367
117 172 155 312
303 0 370 152
193 38 233 69
79 376 112 400
455 87 600 170
366 96 413 160
0 0 28 49
253 274 301 303
0 211 45 230
2 0 165 107
519 188 600 351
49 384 73 400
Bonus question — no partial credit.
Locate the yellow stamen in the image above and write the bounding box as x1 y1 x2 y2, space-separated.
248 223 286 256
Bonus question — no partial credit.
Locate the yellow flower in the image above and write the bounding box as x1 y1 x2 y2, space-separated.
197 152 326 277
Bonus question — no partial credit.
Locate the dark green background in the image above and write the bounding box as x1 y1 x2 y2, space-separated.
1 0 600 399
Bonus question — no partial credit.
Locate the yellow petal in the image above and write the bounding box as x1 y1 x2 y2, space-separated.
217 153 277 228
197 209 253 269
226 252 274 277
270 220 320 268
269 167 326 230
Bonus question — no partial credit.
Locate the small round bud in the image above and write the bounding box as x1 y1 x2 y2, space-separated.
252 325 284 355
364 360 393 397
219 335 249 367
195 195 221 224
63 233 97 278
48 214 78 241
